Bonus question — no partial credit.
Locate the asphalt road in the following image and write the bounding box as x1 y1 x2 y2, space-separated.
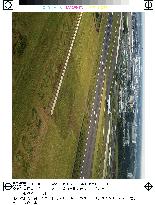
80 13 114 179
80 13 122 179
100 13 122 178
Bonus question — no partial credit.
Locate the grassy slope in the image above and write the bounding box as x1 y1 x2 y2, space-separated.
13 13 105 178
32 13 106 179
92 13 121 178
12 13 78 178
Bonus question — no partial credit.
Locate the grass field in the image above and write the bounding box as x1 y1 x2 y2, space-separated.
12 12 106 178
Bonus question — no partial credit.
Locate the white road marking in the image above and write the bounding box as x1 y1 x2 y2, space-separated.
50 13 83 116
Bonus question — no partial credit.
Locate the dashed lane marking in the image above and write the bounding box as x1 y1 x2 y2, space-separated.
50 13 83 116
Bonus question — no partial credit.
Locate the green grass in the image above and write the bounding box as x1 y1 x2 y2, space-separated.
12 13 107 178
13 12 78 178
33 13 107 179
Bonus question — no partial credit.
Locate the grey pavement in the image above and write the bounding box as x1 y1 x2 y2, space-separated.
80 13 114 179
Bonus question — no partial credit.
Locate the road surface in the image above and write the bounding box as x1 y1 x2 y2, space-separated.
80 13 122 179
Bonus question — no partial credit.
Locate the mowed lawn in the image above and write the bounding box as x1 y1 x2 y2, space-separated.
13 13 104 178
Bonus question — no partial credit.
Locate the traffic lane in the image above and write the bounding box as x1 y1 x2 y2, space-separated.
102 34 121 176
80 50 112 177
80 13 114 178
82 123 97 177
80 73 106 178
80 76 107 177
